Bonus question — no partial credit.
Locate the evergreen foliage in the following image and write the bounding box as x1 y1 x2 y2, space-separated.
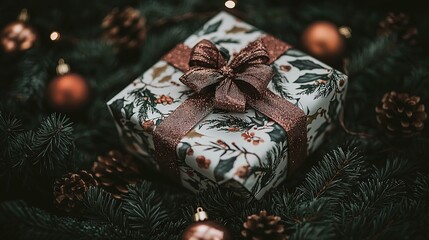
1 0 428 239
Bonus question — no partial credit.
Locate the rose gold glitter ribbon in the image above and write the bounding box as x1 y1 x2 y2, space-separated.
156 35 306 181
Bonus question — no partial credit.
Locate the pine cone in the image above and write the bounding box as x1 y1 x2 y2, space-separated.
101 6 147 50
242 210 287 240
375 91 427 138
53 170 98 212
378 12 418 44
92 150 142 199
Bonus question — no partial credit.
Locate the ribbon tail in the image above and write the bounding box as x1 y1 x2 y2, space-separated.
153 94 214 180
247 90 307 172
214 78 246 112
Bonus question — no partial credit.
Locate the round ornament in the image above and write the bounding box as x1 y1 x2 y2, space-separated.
301 21 345 63
1 9 37 54
182 207 232 240
47 59 90 112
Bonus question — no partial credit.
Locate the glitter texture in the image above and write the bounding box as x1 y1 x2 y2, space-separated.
157 35 306 178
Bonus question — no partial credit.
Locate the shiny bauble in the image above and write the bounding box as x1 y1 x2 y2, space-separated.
301 21 345 63
1 21 37 53
47 73 90 112
182 220 232 240
182 207 232 240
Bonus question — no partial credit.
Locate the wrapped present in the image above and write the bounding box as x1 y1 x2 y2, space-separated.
107 12 348 199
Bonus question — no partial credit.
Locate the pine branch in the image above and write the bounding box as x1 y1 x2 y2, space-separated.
342 202 404 240
297 146 365 201
347 35 396 76
289 198 337 240
196 185 247 220
31 113 74 177
10 50 49 103
83 187 126 228
412 173 429 201
292 221 336 240
271 65 292 99
0 111 23 138
0 200 127 240
0 111 23 160
121 182 169 234
372 157 417 181
150 220 188 240
343 178 406 219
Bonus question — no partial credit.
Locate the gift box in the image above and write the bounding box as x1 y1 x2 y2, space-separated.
107 12 348 199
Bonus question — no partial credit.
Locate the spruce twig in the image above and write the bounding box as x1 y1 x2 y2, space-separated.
121 182 169 234
297 146 365 201
31 113 74 176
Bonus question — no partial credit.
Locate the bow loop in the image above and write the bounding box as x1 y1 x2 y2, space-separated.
180 38 274 112
189 39 227 69
229 39 270 69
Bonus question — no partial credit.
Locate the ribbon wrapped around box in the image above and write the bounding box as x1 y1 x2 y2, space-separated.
107 12 348 199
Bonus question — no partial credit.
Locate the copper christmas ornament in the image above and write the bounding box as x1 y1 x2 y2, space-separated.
47 73 90 112
301 21 345 63
182 207 232 240
47 59 90 112
1 9 37 54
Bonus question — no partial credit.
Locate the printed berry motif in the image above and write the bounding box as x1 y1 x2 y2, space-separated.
187 147 194 156
241 131 264 145
235 165 250 178
107 12 348 199
142 120 154 133
196 155 211 169
155 94 174 105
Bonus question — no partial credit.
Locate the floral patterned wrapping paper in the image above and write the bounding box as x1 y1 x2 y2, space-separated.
107 12 348 199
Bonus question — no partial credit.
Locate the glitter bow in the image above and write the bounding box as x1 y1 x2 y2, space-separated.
180 39 274 112
155 35 307 181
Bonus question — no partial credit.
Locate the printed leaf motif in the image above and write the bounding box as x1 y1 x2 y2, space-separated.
297 84 318 96
123 102 135 120
289 59 325 70
297 70 338 97
214 39 240 45
184 129 205 139
202 19 222 35
109 98 125 120
129 88 161 122
285 49 306 57
267 124 286 143
225 25 249 34
158 75 171 83
177 142 191 160
218 46 231 62
270 65 292 99
327 97 340 122
151 64 168 79
214 156 237 182
200 115 253 132
295 73 329 83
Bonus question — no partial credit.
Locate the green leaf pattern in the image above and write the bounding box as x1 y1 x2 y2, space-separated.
107 12 348 199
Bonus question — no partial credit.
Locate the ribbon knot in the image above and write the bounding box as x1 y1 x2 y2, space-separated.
220 66 234 79
157 34 307 182
180 39 274 112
